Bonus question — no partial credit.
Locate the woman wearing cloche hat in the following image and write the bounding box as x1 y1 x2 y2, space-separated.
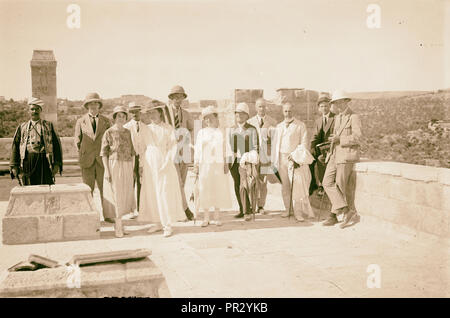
192 106 233 227
100 105 136 238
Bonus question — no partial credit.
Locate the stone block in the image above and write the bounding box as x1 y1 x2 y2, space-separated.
442 186 450 211
37 215 64 242
413 181 445 210
63 212 100 240
125 258 163 283
80 263 126 287
2 216 38 245
0 258 171 297
389 176 416 203
234 89 263 103
361 173 391 198
368 161 403 177
437 168 450 186
400 164 439 182
354 162 369 173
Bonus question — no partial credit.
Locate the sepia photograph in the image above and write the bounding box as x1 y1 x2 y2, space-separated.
0 0 448 303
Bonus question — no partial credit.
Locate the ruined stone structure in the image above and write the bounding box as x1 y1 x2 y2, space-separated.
30 50 57 123
275 88 319 132
2 183 100 244
234 89 264 118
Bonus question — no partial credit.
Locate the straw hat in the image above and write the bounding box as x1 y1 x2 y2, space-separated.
168 85 187 100
201 106 218 119
235 102 250 115
28 97 44 109
128 101 142 112
330 90 351 103
317 92 331 105
82 92 103 109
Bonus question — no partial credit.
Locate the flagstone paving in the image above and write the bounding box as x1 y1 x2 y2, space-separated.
0 173 448 297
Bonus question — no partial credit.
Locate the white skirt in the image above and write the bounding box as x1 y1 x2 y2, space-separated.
103 159 136 218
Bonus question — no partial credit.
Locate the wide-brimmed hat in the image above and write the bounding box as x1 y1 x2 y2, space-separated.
128 101 142 112
317 92 331 105
235 102 249 115
201 106 218 119
141 103 166 113
330 90 351 103
168 85 187 100
112 105 128 117
28 97 44 109
83 92 103 109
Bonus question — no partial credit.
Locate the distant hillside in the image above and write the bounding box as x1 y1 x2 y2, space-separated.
347 90 432 100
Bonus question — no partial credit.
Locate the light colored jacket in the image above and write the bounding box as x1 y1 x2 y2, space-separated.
272 118 310 170
331 107 362 164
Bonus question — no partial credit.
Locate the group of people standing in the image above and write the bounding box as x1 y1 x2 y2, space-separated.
9 86 362 238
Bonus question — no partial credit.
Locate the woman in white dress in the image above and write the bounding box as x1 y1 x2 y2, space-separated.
137 105 186 237
193 106 233 227
101 106 136 238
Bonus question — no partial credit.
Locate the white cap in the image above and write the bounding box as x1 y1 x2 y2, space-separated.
201 105 218 119
235 102 250 115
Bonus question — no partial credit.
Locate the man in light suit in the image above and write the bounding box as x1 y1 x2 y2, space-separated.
322 90 362 229
74 92 113 222
272 103 312 221
247 98 277 214
226 102 259 221
166 85 195 220
310 92 336 195
124 101 144 218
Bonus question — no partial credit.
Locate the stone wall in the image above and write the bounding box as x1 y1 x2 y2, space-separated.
0 137 78 162
353 161 450 237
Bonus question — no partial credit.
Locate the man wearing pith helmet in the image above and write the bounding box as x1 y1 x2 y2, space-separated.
9 97 63 185
322 90 362 229
166 85 195 221
74 92 113 222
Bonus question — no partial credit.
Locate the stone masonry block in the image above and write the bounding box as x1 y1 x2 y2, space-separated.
63 212 100 240
125 258 163 283
437 168 450 186
2 215 38 245
413 181 445 211
400 164 439 182
80 263 126 287
389 176 416 203
37 215 64 242
442 186 450 212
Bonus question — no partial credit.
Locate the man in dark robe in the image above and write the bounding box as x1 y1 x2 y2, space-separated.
9 97 63 185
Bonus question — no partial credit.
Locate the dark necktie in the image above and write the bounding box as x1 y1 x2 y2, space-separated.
323 116 327 128
136 121 139 133
260 117 264 128
91 116 97 134
174 109 180 129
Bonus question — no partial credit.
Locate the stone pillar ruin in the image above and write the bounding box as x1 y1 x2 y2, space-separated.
275 88 319 134
30 50 57 123
234 89 264 118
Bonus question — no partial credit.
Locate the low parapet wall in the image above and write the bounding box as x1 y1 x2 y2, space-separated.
0 137 79 161
353 161 450 237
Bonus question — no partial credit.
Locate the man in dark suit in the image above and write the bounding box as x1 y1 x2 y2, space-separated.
226 102 259 221
310 92 335 196
74 92 113 222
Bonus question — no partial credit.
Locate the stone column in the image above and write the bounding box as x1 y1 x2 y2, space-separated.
30 50 57 123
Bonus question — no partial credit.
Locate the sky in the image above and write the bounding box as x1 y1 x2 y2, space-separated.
0 0 448 102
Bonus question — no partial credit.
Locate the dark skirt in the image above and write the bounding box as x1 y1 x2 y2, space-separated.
22 152 54 185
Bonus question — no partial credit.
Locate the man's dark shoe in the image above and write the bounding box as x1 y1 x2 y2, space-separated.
317 186 324 196
234 212 244 218
340 210 357 229
104 218 115 223
185 208 194 221
322 213 338 226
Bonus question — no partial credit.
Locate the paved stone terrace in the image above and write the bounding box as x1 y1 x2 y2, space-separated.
0 172 448 297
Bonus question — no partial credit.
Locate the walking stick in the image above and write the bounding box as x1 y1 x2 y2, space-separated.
288 161 295 220
317 191 326 222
